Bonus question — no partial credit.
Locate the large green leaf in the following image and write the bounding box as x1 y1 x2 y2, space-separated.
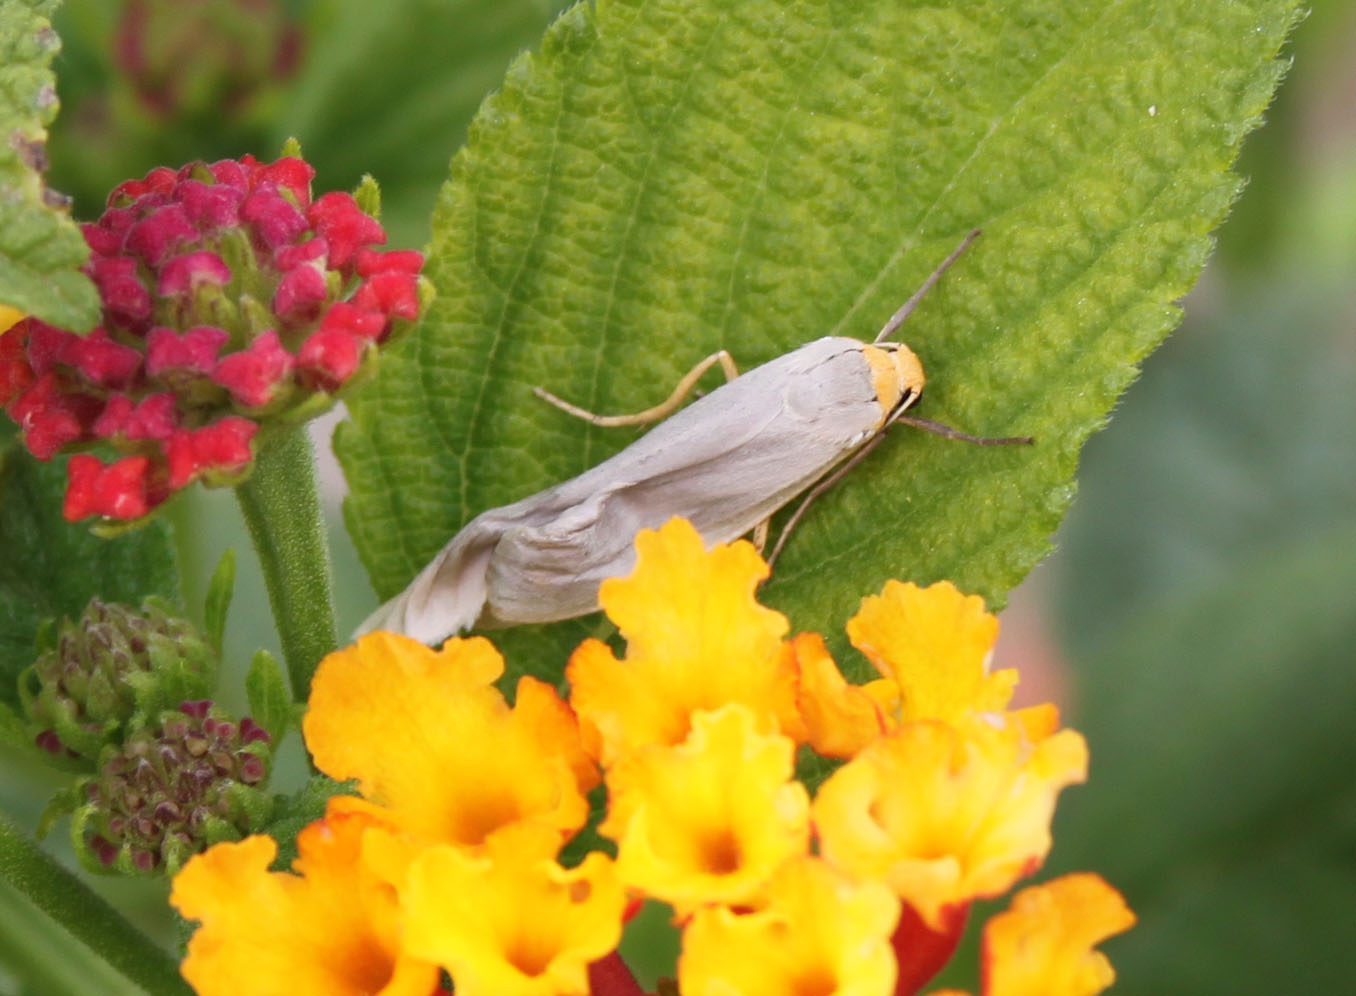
339 0 1299 676
0 0 99 330
0 448 177 714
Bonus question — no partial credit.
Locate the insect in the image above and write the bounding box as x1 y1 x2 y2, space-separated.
357 231 1030 644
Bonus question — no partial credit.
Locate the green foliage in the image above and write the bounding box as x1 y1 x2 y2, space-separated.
1050 525 1356 992
202 549 236 658
339 0 1300 679
245 649 293 744
0 0 99 329
0 449 177 711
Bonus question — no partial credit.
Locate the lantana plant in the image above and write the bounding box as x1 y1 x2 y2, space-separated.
0 1 1299 995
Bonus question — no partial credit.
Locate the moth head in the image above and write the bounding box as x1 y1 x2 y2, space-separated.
861 342 926 424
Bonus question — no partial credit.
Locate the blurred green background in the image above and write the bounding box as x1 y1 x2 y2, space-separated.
2 0 1354 993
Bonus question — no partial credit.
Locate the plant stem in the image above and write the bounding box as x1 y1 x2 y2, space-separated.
0 814 192 996
234 426 337 699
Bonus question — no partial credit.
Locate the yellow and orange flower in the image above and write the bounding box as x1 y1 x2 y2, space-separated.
567 518 805 767
812 715 1088 930
680 856 900 996
173 516 1130 996
929 873 1135 996
399 822 626 996
304 631 597 848
170 808 439 996
600 703 809 915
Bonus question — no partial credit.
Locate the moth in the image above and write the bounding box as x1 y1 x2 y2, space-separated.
358 231 1029 644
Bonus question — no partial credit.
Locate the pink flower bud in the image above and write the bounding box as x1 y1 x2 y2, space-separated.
355 248 425 277
240 187 308 250
318 301 387 341
64 454 154 521
86 256 152 327
157 251 232 297
297 326 364 391
166 417 256 489
125 203 198 267
307 191 385 269
176 179 244 230
59 327 142 389
352 270 420 322
146 325 230 378
272 263 328 323
8 373 101 459
94 392 178 442
211 330 294 407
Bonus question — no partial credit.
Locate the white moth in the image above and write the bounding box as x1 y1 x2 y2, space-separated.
358 232 1027 644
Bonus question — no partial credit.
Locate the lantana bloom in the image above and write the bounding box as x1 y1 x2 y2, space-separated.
303 631 597 848
0 155 426 523
567 517 805 766
928 873 1135 996
680 856 901 996
170 808 440 996
813 716 1088 930
600 703 810 914
174 516 1129 996
399 822 626 996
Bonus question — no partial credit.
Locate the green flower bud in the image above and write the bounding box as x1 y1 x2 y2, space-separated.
73 701 274 877
20 598 217 762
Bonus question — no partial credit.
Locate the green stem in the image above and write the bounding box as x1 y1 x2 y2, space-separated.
0 814 192 996
234 427 337 699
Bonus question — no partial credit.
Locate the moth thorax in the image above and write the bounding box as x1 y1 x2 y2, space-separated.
860 342 926 424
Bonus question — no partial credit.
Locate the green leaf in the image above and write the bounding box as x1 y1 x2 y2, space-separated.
245 648 292 744
0 0 100 330
339 0 1300 675
203 548 237 659
0 448 177 712
1049 522 1356 994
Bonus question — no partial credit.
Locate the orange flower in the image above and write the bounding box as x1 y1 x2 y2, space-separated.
798 581 1018 757
400 822 626 996
680 856 900 996
600 703 810 915
304 631 597 848
568 518 804 767
929 874 1135 996
813 717 1088 930
170 808 439 996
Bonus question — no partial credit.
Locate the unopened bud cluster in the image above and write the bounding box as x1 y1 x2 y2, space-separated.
21 597 215 761
77 700 273 876
0 153 426 522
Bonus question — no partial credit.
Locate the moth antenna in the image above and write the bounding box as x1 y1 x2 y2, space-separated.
874 229 982 344
892 413 1033 446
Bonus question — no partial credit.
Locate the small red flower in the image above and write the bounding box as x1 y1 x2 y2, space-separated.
64 454 155 521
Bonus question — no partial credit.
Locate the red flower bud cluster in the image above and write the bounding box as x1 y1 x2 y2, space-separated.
0 155 425 523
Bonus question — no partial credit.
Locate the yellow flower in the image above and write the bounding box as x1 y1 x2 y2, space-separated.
679 856 900 996
568 518 804 767
929 873 1135 996
813 717 1088 930
170 808 439 996
600 703 810 915
400 821 626 996
304 631 597 848
0 305 22 335
796 581 1018 758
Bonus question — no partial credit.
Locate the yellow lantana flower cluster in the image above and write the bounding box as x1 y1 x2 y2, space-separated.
170 517 1133 996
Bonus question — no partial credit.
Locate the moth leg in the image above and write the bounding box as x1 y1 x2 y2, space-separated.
534 350 740 428
751 518 770 554
766 432 888 569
